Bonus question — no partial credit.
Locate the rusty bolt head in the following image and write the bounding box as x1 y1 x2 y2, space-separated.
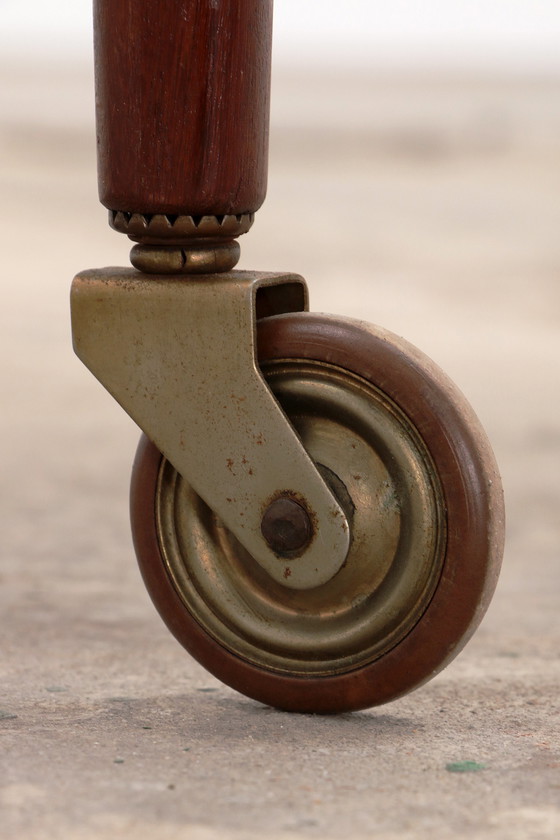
261 496 313 557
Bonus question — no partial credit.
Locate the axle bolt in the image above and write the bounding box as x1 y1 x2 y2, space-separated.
261 496 313 556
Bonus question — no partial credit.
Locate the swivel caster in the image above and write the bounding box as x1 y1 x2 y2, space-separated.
72 1 504 713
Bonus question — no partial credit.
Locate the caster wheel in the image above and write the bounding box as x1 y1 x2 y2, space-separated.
131 313 504 713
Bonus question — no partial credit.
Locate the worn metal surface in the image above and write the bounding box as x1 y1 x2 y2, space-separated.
151 353 445 678
71 268 350 589
129 241 241 274
110 211 254 242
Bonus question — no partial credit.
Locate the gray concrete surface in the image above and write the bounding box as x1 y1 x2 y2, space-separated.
1 63 559 838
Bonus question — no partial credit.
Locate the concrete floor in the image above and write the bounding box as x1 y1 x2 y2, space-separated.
1 63 559 838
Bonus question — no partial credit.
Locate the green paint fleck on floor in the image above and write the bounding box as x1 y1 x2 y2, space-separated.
446 761 487 773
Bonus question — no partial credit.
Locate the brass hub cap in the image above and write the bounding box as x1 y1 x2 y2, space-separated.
156 360 446 677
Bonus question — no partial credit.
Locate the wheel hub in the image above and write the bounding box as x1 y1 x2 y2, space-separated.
155 358 446 677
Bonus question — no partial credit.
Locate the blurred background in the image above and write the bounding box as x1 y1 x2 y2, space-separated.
3 0 560 66
1 2 559 836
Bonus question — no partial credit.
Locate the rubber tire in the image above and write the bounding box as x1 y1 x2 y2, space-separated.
130 312 504 713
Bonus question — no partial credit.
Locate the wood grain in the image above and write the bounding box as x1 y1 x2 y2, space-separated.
94 0 273 216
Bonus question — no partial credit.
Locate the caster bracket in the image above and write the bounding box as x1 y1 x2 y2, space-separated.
71 268 350 589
